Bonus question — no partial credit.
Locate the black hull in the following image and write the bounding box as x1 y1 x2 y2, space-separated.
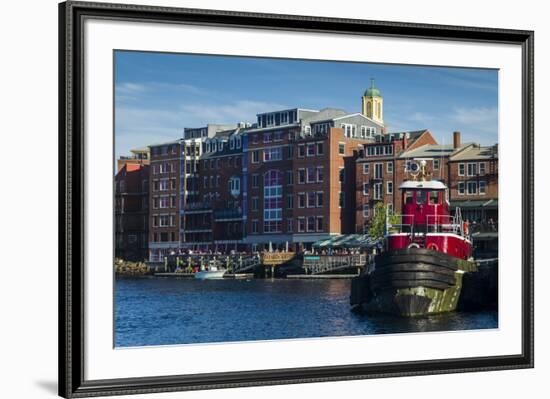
351 248 472 316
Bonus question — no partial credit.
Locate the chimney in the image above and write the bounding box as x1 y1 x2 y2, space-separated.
453 131 461 149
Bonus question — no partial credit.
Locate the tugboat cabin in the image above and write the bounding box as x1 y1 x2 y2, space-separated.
386 164 472 260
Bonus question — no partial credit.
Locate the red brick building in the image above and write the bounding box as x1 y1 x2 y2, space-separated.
115 161 150 261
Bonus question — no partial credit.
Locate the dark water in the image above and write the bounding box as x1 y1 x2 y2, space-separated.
115 277 498 347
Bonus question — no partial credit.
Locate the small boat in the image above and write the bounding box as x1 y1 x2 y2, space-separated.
351 159 477 316
194 265 226 280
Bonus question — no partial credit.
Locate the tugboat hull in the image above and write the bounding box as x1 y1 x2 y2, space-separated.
351 248 474 316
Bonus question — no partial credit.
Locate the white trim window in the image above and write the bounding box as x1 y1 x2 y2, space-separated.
307 192 315 208
297 217 305 232
458 182 465 195
298 144 305 158
316 216 324 232
433 159 440 170
316 192 323 208
467 162 477 176
362 203 369 218
287 218 293 232
338 142 345 155
458 163 465 176
467 181 477 195
387 162 393 174
363 164 369 174
316 166 324 183
387 181 393 195
479 180 487 195
306 143 315 157
298 168 306 184
263 147 283 162
251 150 259 164
374 163 383 179
298 193 305 208
373 183 382 200
316 141 324 155
363 182 369 196
479 162 486 176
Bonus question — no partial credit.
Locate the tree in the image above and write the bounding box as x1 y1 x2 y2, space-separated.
368 202 400 239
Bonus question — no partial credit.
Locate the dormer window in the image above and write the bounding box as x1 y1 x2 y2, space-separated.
236 136 242 149
229 137 235 150
267 114 275 126
218 141 223 151
281 112 289 124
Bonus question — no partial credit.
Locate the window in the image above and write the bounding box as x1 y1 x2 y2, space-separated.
479 181 487 194
298 217 306 232
374 163 383 179
251 220 258 234
374 183 382 200
458 163 465 176
339 168 345 183
307 216 316 232
229 138 235 150
251 150 259 163
404 191 414 204
387 181 393 195
251 197 258 211
363 164 369 174
479 162 486 175
458 182 465 195
287 218 293 232
203 176 208 188
252 135 259 144
273 131 283 142
316 142 324 155
316 216 324 232
298 168 306 184
343 124 357 138
415 190 426 204
307 192 315 208
306 143 315 157
280 112 289 125
433 159 440 170
229 176 240 196
252 174 259 188
298 144 305 158
159 179 170 191
467 181 478 195
159 196 170 208
264 147 283 162
263 132 272 143
316 192 323 207
298 193 305 208
338 143 345 155
429 191 439 205
236 136 241 149
387 162 393 174
263 170 283 232
363 203 369 217
286 194 294 209
287 146 293 159
316 166 324 183
363 183 369 196
339 192 345 208
286 170 294 185
307 167 316 183
360 125 367 138
467 163 477 176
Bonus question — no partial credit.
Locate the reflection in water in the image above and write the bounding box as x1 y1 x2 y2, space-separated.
115 277 497 347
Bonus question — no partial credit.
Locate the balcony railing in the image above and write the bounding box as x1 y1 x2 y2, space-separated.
214 208 243 220
184 202 212 211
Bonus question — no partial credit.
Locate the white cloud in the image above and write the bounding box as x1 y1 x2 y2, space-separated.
451 107 498 133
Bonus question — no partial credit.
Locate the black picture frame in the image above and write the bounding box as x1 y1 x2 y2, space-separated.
59 1 534 397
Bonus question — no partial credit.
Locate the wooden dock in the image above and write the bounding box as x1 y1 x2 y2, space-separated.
154 272 254 279
287 274 359 279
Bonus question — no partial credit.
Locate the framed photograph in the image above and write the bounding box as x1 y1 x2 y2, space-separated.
59 1 534 397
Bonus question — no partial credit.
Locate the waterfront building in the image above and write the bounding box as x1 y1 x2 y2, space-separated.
148 124 236 262
116 146 150 172
140 81 499 260
115 151 150 261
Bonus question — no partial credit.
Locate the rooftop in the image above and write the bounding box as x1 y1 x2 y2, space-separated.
449 144 498 161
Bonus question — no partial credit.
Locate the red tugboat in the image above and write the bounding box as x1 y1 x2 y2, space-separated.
351 160 477 316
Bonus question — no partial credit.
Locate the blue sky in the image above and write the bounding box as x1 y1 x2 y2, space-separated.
115 51 498 159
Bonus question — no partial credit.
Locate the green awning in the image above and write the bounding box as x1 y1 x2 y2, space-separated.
451 199 498 209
